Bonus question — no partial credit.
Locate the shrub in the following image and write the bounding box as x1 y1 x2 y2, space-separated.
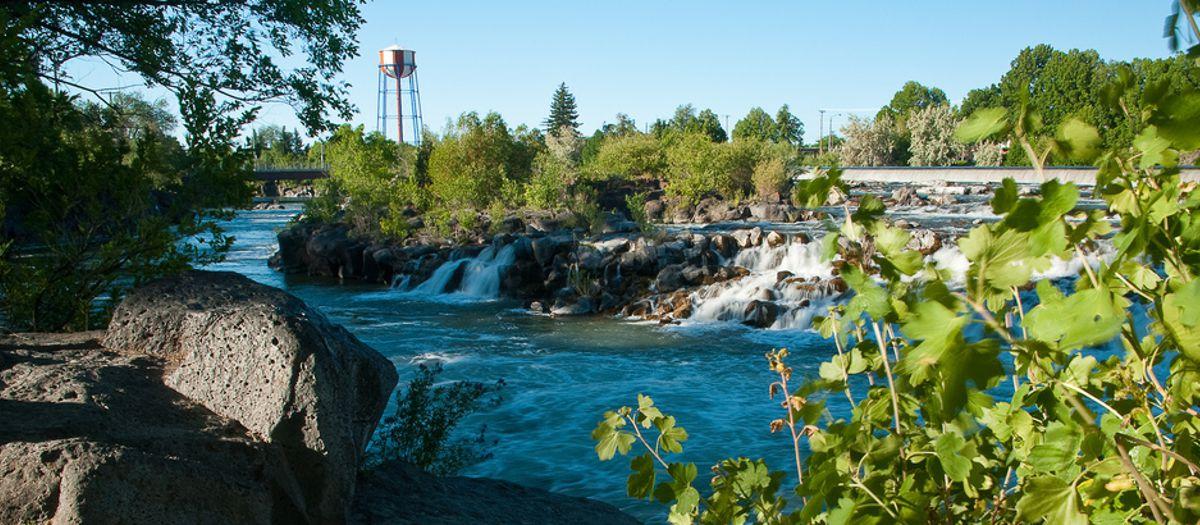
751 155 792 200
371 364 505 476
907 104 969 166
724 138 767 198
836 114 898 166
427 112 534 209
525 151 573 211
585 133 667 181
972 141 1007 166
664 133 731 204
624 191 655 233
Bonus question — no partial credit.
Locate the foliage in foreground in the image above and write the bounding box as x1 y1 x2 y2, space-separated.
593 50 1200 525
370 364 505 476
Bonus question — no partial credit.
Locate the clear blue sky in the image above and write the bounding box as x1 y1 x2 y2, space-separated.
64 1 1178 141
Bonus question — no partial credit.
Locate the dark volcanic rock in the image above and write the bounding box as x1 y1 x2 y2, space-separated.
742 300 779 328
353 461 638 525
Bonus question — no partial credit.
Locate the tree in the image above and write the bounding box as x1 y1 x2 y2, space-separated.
545 83 580 136
3 1 362 132
907 104 969 166
732 107 776 142
774 104 803 146
651 104 727 143
836 115 898 166
877 81 949 124
427 112 533 210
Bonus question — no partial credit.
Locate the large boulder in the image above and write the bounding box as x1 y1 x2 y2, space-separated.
0 332 307 524
102 271 399 523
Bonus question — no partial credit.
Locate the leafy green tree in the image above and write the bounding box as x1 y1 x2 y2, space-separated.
545 83 580 137
664 133 732 204
249 125 307 167
3 1 360 132
877 81 949 164
581 113 640 164
774 104 804 146
877 81 949 124
0 84 248 331
652 104 727 143
732 107 776 142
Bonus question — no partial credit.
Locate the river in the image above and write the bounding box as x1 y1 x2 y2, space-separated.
206 207 855 521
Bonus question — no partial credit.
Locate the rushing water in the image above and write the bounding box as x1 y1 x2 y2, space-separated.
207 207 845 521
207 207 1119 522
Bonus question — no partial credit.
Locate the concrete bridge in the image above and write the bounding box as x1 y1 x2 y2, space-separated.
838 166 1200 185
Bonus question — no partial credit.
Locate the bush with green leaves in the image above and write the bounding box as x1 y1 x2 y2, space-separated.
595 46 1200 524
370 364 505 476
585 132 667 182
427 112 537 210
304 125 422 238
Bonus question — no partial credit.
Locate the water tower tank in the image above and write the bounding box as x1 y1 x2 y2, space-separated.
379 45 416 78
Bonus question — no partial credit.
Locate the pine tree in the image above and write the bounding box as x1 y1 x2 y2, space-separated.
544 83 579 136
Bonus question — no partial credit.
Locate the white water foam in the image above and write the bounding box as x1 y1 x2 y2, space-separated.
685 238 839 330
407 244 517 300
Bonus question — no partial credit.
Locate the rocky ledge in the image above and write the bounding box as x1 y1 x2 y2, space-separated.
0 270 635 524
271 213 944 327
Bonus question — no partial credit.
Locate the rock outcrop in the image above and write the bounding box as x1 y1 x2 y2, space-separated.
2 271 399 524
103 271 398 523
0 332 307 524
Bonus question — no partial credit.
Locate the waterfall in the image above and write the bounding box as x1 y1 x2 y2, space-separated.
409 244 517 299
685 237 839 330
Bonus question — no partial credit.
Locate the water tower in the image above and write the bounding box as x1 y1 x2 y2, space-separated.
376 45 424 145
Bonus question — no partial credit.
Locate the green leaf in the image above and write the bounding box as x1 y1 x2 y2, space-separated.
1163 279 1200 363
1027 422 1081 473
935 432 972 482
1148 91 1200 150
655 416 689 454
1016 476 1087 525
1026 288 1124 352
637 393 663 428
592 414 636 461
627 453 656 499
901 300 968 385
1056 118 1100 163
991 178 1019 215
1133 126 1178 169
843 267 890 320
956 107 1009 143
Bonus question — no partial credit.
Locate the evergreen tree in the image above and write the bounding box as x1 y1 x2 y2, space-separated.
545 83 580 136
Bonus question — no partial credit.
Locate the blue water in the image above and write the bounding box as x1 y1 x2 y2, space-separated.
207 208 846 521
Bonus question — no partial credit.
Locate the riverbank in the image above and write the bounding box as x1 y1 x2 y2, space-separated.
268 179 1046 330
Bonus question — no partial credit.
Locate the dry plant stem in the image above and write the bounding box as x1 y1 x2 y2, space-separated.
871 321 903 435
776 371 805 488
